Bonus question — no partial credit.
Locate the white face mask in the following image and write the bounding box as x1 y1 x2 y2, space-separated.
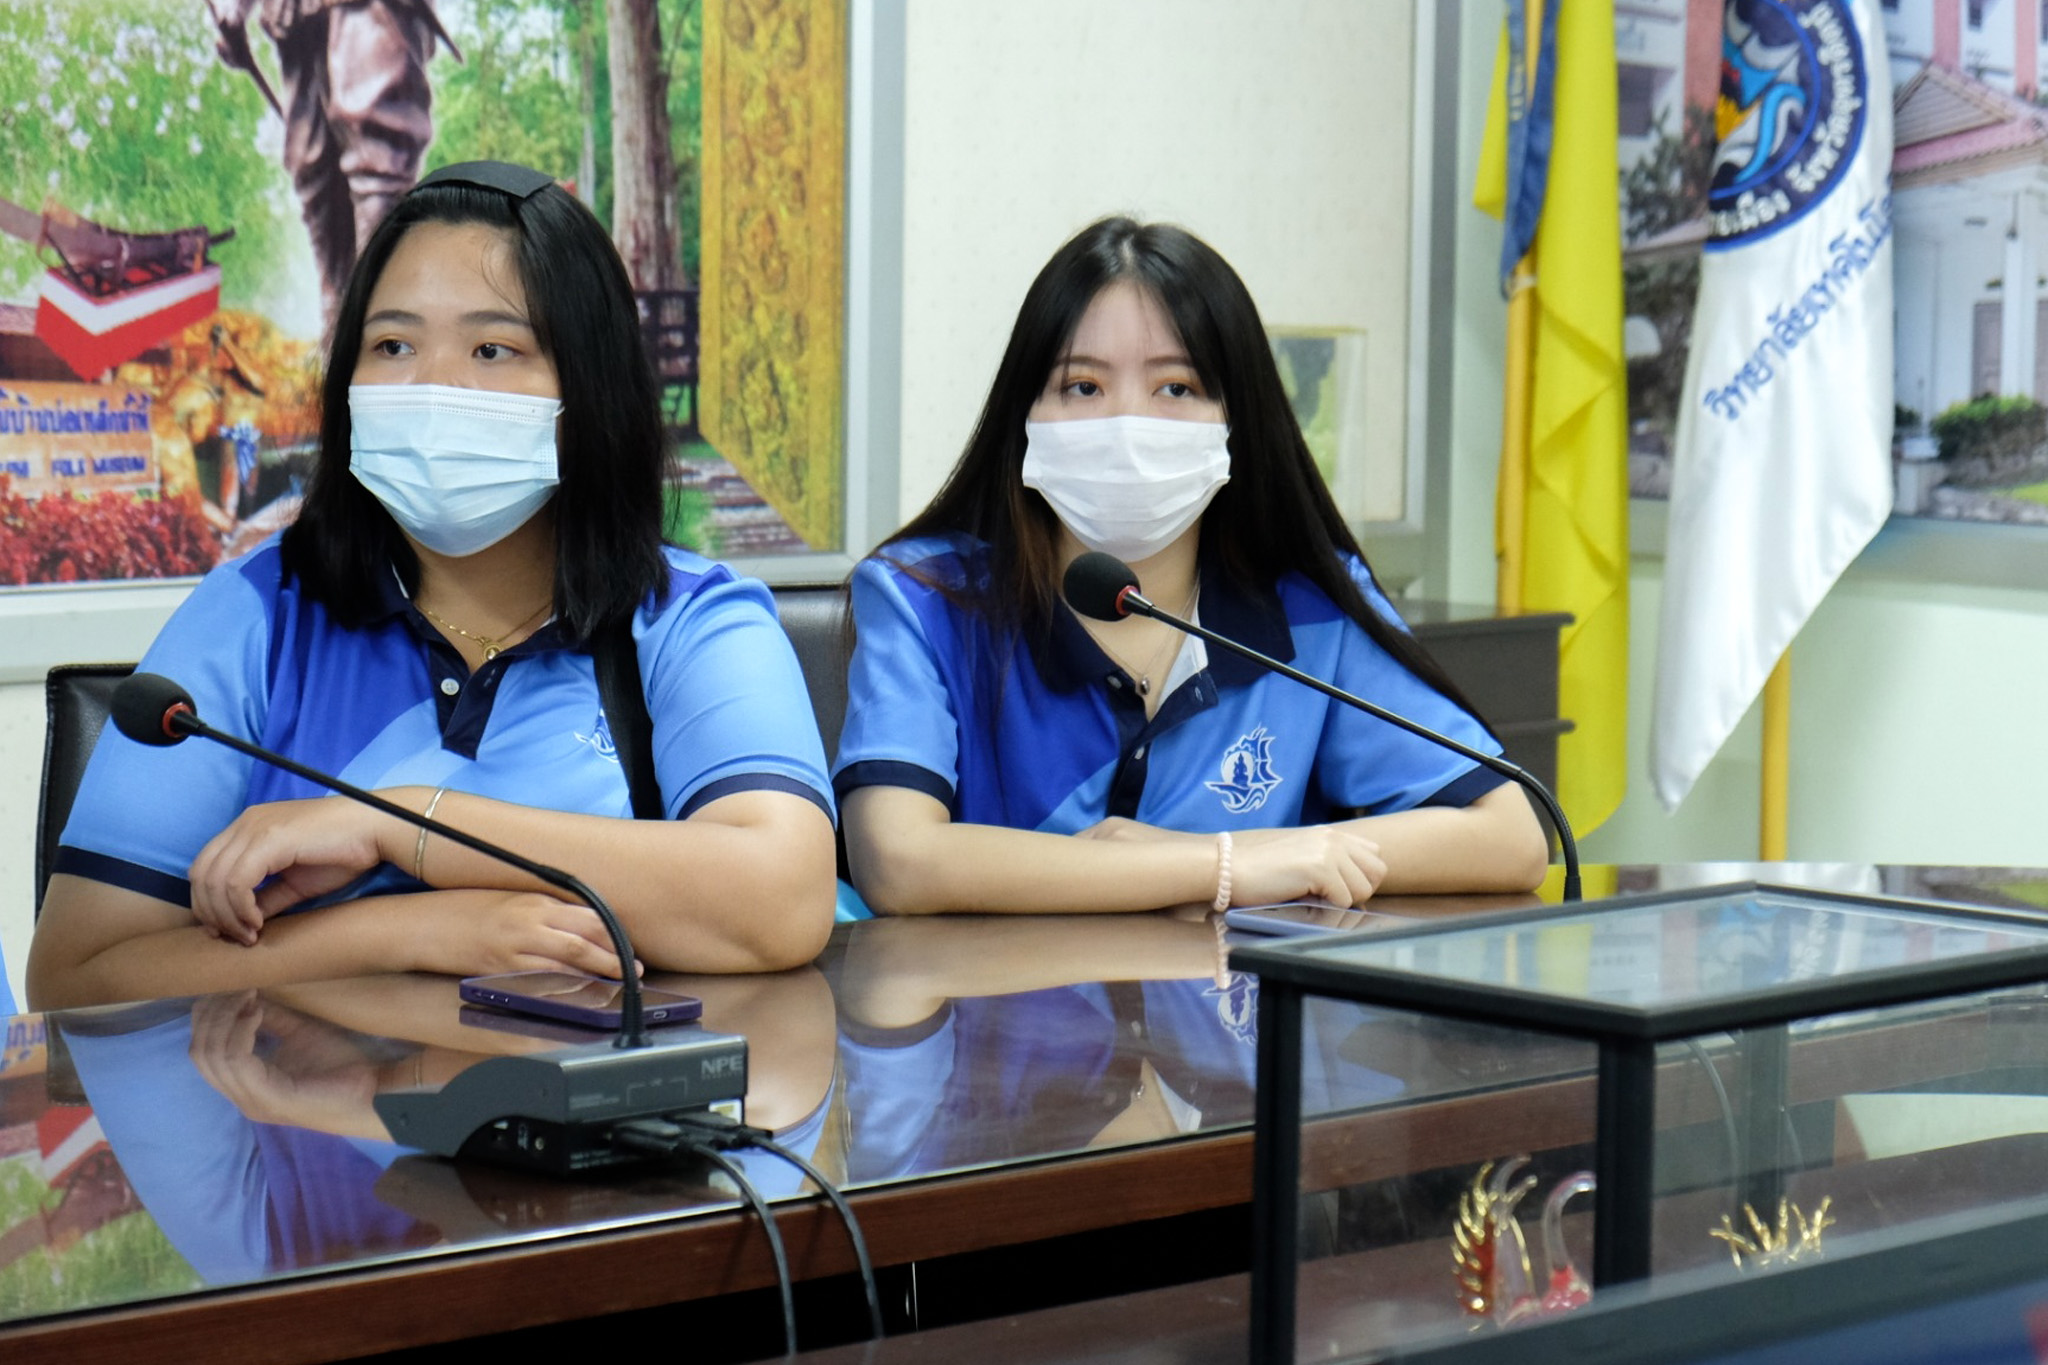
1022 415 1231 563
349 383 563 557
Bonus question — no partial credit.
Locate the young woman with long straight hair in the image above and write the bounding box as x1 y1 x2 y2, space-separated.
32 162 836 1007
834 217 1547 916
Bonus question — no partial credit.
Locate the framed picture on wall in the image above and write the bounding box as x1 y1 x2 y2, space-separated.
1269 325 1393 527
0 0 901 678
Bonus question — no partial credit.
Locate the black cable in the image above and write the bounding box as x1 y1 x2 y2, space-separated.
1780 1100 1808 1172
1685 1035 1808 1224
670 1111 885 1343
748 1133 885 1342
689 1142 798 1357
1685 1036 1742 1189
610 1119 798 1355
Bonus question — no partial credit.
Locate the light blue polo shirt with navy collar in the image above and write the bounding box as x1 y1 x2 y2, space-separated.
833 534 1505 833
57 535 833 911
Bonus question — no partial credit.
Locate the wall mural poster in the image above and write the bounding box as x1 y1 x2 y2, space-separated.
0 1017 201 1312
0 0 844 589
1625 0 2048 526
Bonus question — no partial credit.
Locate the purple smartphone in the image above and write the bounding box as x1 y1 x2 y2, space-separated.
1222 902 1403 938
458 971 704 1030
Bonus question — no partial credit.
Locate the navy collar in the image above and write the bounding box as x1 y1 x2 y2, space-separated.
1035 556 1296 693
367 562 414 625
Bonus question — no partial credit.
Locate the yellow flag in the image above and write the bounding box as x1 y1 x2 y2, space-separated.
1474 0 1629 837
1473 25 1510 220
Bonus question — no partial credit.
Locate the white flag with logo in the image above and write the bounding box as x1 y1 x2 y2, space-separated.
1650 0 1893 812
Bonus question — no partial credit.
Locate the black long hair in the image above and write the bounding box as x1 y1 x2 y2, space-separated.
885 216 1479 716
281 175 669 643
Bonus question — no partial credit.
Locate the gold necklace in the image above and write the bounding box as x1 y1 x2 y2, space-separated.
420 597 552 660
1084 586 1198 697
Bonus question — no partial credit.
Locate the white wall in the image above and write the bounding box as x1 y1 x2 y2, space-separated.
0 682 38 1006
1445 2 1513 610
1584 558 2048 865
895 0 1418 522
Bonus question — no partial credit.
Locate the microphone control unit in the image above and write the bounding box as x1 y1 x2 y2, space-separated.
374 1029 749 1175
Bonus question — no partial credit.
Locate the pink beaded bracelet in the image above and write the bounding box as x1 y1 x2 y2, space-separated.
1212 831 1234 913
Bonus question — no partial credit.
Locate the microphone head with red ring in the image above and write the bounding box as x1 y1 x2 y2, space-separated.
111 672 201 747
1062 552 1143 622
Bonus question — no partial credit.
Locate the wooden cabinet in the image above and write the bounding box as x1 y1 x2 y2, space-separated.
1407 602 1572 793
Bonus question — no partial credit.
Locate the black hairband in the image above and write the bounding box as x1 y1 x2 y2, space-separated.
415 160 555 200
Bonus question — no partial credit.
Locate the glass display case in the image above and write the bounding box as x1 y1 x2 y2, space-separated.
1231 883 2048 1364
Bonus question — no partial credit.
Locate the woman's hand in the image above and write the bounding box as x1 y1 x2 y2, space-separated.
406 888 635 981
189 991 384 1134
1056 810 1392 908
1227 826 1387 908
183 784 830 973
29 876 631 1011
188 793 420 945
1082 817 1389 907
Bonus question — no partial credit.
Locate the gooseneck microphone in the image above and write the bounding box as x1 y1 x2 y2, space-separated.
1061 553 1582 902
109 672 752 1173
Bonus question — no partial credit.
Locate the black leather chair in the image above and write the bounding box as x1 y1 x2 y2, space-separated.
770 583 850 758
35 663 134 916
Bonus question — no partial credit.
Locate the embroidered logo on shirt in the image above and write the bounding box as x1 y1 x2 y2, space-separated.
575 709 621 763
1206 972 1258 1044
1205 726 1282 813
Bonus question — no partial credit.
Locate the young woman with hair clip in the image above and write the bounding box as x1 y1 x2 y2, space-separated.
31 162 836 1008
834 218 1548 917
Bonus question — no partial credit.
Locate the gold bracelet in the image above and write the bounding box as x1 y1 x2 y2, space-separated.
413 787 448 881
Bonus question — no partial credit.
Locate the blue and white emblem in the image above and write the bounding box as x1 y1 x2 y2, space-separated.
1708 0 1865 248
1205 725 1282 814
1206 971 1258 1045
575 709 621 762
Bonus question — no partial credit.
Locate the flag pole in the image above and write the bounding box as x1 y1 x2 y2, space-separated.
1759 651 1791 859
1497 258 1538 614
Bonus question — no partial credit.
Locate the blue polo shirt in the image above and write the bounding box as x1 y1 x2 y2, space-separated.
832 535 1504 833
58 537 833 910
839 976 1405 1183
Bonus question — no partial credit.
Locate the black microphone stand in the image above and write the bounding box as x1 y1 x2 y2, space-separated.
1109 584 1582 902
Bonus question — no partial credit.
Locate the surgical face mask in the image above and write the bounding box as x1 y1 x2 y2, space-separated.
1021 415 1231 563
349 383 563 557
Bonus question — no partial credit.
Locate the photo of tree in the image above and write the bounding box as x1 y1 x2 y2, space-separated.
0 0 845 588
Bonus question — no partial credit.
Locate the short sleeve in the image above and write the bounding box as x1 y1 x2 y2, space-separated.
831 556 960 808
635 563 835 822
1312 564 1508 814
56 553 277 904
839 1006 960 1182
61 1010 271 1282
63 1005 415 1284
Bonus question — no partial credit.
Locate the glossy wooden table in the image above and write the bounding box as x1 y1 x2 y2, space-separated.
3 863 2041 1364
0 904 1345 1363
